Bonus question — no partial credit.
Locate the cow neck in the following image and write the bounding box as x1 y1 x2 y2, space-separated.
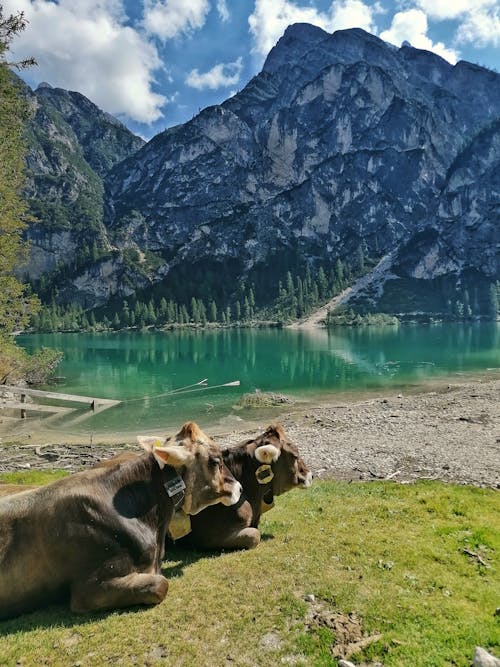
160 464 186 511
224 447 274 527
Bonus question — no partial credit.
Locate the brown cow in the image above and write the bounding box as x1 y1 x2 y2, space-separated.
175 423 311 550
0 422 241 620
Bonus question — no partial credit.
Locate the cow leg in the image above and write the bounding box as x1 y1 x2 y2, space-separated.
70 572 169 613
219 527 261 550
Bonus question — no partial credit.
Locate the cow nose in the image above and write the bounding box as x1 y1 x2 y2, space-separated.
302 471 313 488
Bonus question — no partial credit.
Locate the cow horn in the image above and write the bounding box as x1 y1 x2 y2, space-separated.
255 444 280 463
264 424 286 441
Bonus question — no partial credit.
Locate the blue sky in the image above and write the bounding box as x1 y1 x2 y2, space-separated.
5 0 500 139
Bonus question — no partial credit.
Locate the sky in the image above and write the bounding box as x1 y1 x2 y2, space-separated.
5 0 500 139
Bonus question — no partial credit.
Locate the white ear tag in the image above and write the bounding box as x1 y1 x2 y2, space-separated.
164 476 186 497
255 464 274 485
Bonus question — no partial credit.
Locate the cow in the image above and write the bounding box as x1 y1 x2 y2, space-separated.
0 421 241 620
175 423 312 550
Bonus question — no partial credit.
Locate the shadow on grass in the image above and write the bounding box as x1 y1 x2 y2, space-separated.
0 602 149 637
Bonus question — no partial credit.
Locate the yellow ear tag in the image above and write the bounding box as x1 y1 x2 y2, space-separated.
154 439 163 448
255 464 274 485
168 510 192 540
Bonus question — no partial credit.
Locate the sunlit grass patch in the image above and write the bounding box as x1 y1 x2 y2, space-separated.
0 480 498 666
0 469 69 486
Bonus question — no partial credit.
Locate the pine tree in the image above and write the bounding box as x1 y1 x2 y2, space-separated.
0 9 39 339
335 258 344 286
317 266 328 300
190 297 199 324
488 283 499 320
209 300 217 322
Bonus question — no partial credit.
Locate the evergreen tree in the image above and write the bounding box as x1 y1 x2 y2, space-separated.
198 298 207 325
159 297 168 321
190 297 199 324
209 300 217 322
0 9 39 339
488 283 499 320
147 300 156 325
317 266 328 299
335 258 344 285
235 300 241 321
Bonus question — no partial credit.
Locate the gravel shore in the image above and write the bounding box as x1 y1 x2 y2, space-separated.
0 376 499 488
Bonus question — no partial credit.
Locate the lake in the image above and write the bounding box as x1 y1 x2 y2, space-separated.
16 323 500 440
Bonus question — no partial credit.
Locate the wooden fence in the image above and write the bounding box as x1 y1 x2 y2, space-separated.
0 385 120 421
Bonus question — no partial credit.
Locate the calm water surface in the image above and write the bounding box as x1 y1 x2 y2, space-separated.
17 323 500 438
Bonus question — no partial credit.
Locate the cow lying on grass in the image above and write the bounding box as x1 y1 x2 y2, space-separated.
175 423 311 550
0 422 241 620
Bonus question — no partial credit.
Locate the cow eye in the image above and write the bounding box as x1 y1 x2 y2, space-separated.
209 456 222 468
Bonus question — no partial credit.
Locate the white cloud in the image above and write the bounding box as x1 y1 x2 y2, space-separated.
380 9 459 63
248 0 380 58
4 0 165 123
217 0 230 22
143 0 210 40
186 57 243 89
414 0 496 21
456 7 500 46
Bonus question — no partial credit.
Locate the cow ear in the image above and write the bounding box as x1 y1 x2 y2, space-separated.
255 444 281 463
153 445 195 470
137 436 164 453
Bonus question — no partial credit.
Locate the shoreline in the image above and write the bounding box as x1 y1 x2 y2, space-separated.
0 372 498 488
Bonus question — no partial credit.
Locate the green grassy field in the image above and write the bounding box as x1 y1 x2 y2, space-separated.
0 477 498 666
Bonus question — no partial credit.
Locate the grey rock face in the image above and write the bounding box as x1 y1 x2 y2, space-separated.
20 75 145 306
103 25 500 313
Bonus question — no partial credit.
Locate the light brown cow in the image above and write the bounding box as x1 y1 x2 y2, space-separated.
0 422 241 620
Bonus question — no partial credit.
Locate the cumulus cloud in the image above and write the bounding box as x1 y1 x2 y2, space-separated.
380 9 459 63
248 0 380 58
217 0 230 22
456 7 500 46
186 57 243 89
4 0 165 123
414 0 496 21
143 0 210 40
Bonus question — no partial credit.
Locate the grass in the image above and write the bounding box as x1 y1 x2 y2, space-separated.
0 479 498 666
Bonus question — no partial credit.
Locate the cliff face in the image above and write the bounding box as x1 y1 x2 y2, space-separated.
19 77 145 302
24 25 500 313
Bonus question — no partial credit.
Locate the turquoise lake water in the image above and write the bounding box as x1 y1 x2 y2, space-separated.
17 323 500 438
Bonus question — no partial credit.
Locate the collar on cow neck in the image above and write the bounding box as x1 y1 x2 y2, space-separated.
255 463 274 511
161 466 186 511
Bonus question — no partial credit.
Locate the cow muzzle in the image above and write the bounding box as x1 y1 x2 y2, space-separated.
221 480 242 506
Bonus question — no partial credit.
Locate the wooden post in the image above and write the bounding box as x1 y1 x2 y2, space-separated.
20 393 26 419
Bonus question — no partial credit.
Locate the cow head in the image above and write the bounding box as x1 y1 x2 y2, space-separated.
247 423 312 496
138 421 242 516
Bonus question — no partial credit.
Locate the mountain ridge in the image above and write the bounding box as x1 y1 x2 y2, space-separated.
21 25 500 320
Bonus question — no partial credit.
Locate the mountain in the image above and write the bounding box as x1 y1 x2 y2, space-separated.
17 75 146 304
23 25 500 317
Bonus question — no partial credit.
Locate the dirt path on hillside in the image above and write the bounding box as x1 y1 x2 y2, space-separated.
290 252 396 329
0 376 498 488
